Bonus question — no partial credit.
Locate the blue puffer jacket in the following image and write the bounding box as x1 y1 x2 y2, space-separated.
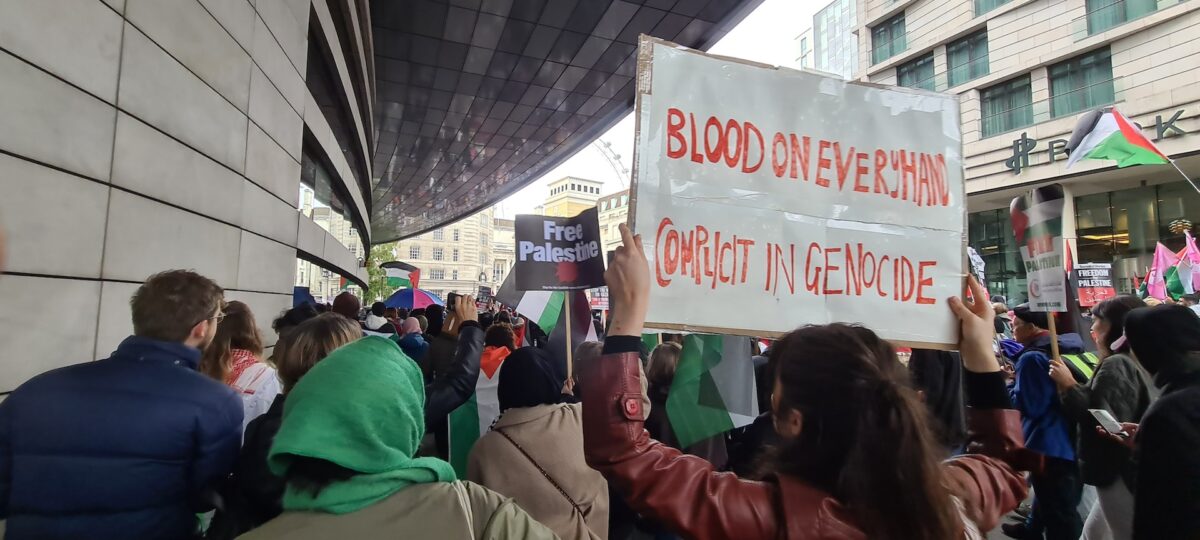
0 336 243 539
1008 332 1084 462
397 332 430 364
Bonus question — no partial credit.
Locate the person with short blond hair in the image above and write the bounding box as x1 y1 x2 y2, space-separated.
0 270 243 539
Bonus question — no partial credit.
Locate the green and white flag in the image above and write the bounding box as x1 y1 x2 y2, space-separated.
382 261 420 288
447 348 508 477
496 271 565 334
666 334 758 449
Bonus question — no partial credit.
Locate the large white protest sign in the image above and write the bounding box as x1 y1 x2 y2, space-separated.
630 37 965 347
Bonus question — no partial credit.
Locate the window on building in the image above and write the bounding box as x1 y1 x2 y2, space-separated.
968 209 1026 303
974 0 1012 16
1086 0 1158 35
481 214 489 225
1049 48 1115 118
433 247 444 261
493 263 504 282
452 248 459 262
1074 182 1200 291
947 31 989 87
453 229 460 241
409 245 420 259
481 252 488 265
481 235 488 246
452 269 459 280
430 269 445 280
432 229 443 240
871 12 906 64
980 75 1033 137
620 195 628 206
897 52 935 91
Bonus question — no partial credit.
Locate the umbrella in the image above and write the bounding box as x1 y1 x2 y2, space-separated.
383 288 444 309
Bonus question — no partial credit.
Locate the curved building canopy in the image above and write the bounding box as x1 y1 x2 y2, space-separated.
369 0 763 242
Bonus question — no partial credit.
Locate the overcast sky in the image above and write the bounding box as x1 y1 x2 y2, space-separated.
494 0 820 218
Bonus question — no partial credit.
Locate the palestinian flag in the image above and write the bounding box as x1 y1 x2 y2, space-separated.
544 289 598 382
666 334 758 449
447 346 510 476
1169 231 1200 296
381 261 420 288
1065 108 1169 170
496 271 566 334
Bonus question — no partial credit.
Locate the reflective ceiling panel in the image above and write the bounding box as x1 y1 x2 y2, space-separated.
370 0 763 242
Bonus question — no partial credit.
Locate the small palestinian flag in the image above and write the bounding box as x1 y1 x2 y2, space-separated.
666 334 758 448
1066 108 1169 170
381 261 420 289
496 271 566 334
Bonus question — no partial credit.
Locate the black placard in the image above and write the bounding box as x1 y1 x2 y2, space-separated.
514 208 606 291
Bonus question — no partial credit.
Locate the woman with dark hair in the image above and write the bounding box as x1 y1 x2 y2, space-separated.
1104 305 1200 540
1047 295 1154 539
271 303 320 336
467 347 608 540
908 349 967 453
237 337 556 539
200 300 280 429
580 224 1032 540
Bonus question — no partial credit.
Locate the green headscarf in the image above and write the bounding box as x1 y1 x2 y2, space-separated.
268 336 456 514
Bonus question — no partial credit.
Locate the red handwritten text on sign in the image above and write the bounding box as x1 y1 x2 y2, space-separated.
665 108 951 208
654 217 938 305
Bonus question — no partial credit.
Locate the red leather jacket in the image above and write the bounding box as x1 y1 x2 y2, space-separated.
580 352 1033 540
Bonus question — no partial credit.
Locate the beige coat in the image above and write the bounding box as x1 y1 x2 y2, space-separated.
468 403 609 540
238 481 559 540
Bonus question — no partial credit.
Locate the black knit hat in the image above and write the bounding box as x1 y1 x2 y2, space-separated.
1012 304 1049 330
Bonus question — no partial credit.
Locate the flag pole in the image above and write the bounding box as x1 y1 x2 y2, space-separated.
564 293 573 379
1047 311 1061 363
1168 160 1200 195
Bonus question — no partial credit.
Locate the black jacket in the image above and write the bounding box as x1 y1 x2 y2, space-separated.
1059 353 1158 488
1132 353 1200 540
424 323 483 425
208 397 286 539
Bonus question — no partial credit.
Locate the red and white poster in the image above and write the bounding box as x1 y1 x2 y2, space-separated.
629 37 965 347
1075 262 1116 307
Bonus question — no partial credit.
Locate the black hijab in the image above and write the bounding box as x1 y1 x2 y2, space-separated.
498 347 565 411
1124 305 1200 388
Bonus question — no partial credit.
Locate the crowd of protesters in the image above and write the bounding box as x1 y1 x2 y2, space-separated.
0 222 1197 539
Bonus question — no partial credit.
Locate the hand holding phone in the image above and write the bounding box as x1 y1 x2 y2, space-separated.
1090 409 1130 439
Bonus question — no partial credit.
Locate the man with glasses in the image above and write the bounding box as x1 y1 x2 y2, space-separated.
0 270 243 539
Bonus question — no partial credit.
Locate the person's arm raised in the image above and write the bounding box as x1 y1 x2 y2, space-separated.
948 275 1000 374
424 295 481 424
943 275 1036 530
605 223 649 339
580 224 779 540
